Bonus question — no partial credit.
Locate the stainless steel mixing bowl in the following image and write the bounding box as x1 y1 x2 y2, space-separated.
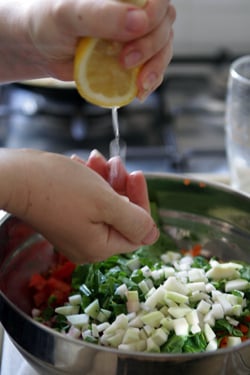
1 174 250 375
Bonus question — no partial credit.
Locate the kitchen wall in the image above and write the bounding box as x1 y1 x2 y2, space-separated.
173 0 250 56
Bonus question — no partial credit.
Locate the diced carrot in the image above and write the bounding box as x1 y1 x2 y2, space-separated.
181 244 202 257
199 182 206 188
190 244 202 257
183 179 191 186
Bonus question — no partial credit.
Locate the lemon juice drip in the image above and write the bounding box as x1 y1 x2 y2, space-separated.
110 107 126 162
111 107 120 156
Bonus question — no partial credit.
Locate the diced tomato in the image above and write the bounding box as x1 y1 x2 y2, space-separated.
243 315 250 323
31 278 71 308
46 277 71 294
49 289 69 306
56 253 70 265
29 255 74 309
219 336 228 348
50 261 76 281
238 323 249 334
29 273 47 290
241 336 248 342
33 290 50 307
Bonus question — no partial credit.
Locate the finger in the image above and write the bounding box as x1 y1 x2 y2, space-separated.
66 189 159 263
86 149 109 180
126 171 150 212
145 0 175 32
107 157 129 194
68 219 158 263
103 194 159 249
137 29 174 100
102 221 159 260
70 154 86 165
121 3 176 69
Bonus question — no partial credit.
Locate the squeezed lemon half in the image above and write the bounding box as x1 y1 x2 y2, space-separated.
74 0 147 108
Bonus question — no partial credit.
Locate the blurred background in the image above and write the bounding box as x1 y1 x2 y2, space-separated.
0 1 250 372
0 0 249 177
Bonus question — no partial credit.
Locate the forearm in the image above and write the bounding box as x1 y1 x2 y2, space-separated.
0 148 31 216
0 0 47 83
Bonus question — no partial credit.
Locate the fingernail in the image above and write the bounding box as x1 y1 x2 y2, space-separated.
138 89 150 102
70 154 86 165
142 72 158 91
126 9 145 32
89 149 100 158
142 224 159 245
124 51 142 68
89 149 104 159
109 156 120 185
120 195 130 202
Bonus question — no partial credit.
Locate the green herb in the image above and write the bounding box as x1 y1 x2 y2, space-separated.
161 334 187 353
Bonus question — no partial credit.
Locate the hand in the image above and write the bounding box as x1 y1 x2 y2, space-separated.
73 149 150 212
4 0 175 99
0 149 159 264
29 0 176 99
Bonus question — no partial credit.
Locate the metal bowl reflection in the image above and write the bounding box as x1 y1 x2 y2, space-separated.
1 174 250 375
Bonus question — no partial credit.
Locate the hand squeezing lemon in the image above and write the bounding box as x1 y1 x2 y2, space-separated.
74 0 147 108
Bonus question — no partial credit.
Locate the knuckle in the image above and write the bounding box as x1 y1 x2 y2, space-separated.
168 4 177 24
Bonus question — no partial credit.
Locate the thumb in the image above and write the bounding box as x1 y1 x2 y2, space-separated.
106 193 159 248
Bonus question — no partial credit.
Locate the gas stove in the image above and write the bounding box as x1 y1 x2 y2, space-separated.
0 54 237 176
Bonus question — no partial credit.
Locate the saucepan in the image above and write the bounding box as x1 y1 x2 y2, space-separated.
1 173 250 374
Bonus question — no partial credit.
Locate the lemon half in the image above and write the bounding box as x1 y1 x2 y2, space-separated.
74 0 147 108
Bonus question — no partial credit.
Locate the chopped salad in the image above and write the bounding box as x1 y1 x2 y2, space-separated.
29 206 250 354
29 245 250 353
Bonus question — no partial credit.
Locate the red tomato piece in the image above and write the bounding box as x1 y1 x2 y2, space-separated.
238 323 249 334
219 336 228 348
33 290 50 307
29 273 47 290
51 261 76 281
